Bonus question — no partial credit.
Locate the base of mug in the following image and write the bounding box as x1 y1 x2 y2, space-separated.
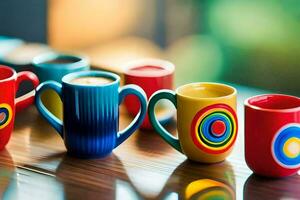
245 157 299 178
186 157 227 164
66 151 112 159
250 170 299 178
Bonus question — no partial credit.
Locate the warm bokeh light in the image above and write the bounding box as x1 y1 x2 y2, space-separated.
1 1 300 92
48 0 147 50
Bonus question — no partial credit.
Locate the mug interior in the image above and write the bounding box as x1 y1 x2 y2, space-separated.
62 71 119 87
247 94 300 110
124 59 174 77
41 56 80 64
0 66 15 82
33 53 87 69
177 82 236 99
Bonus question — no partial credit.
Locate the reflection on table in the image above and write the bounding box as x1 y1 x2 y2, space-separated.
0 85 296 199
244 173 300 200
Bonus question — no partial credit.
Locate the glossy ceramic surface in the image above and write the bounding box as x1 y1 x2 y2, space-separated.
33 53 89 118
0 65 39 150
3 84 300 200
35 71 147 158
123 59 174 129
148 82 238 163
245 94 300 177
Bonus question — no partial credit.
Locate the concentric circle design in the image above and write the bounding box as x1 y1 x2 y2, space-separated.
0 103 12 129
185 179 234 200
271 124 300 169
190 104 238 154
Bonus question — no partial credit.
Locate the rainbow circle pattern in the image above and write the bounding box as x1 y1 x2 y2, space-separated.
272 124 300 169
190 104 238 154
185 179 234 200
0 103 12 130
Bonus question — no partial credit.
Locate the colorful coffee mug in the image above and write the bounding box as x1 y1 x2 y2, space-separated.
0 65 39 150
35 71 147 158
148 82 238 163
245 94 300 177
124 59 175 129
33 53 89 118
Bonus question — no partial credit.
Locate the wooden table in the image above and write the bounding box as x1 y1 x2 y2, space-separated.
1 84 299 200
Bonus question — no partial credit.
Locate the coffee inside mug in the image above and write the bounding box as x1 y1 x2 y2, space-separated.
247 94 300 110
70 76 114 86
177 83 236 99
42 56 81 65
33 54 88 70
63 71 118 86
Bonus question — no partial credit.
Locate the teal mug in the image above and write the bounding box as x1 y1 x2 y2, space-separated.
33 53 90 118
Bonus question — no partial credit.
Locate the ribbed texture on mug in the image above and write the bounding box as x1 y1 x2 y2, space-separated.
63 83 119 158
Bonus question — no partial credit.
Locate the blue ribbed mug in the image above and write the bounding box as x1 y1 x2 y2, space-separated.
35 71 147 158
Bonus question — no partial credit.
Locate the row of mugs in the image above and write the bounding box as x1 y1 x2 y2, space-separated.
0 55 299 178
32 53 175 128
149 84 300 178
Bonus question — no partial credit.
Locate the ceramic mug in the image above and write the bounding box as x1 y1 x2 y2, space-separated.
35 71 147 158
33 53 89 118
124 59 175 129
148 82 238 163
245 94 300 177
0 66 39 150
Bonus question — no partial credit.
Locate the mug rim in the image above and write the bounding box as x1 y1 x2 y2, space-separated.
62 70 120 87
0 65 17 83
176 82 237 100
123 58 175 78
32 52 89 70
244 94 300 112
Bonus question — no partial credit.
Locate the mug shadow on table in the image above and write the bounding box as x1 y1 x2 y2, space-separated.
115 157 236 199
159 160 236 200
14 152 128 199
55 153 140 200
243 173 300 200
18 148 236 200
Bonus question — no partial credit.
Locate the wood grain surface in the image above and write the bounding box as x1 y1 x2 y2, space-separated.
0 85 299 200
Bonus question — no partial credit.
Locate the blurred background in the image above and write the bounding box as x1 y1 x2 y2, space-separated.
0 0 300 94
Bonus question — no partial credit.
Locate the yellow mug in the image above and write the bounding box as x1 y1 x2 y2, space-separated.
148 82 238 163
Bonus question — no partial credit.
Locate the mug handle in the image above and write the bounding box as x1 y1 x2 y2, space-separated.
35 81 63 138
15 71 40 112
148 90 182 153
116 84 147 147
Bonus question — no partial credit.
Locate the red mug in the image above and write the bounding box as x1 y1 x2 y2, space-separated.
124 59 174 129
245 94 300 177
0 66 39 150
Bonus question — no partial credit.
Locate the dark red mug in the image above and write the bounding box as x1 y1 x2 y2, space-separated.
124 59 174 129
0 66 39 150
245 94 300 177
